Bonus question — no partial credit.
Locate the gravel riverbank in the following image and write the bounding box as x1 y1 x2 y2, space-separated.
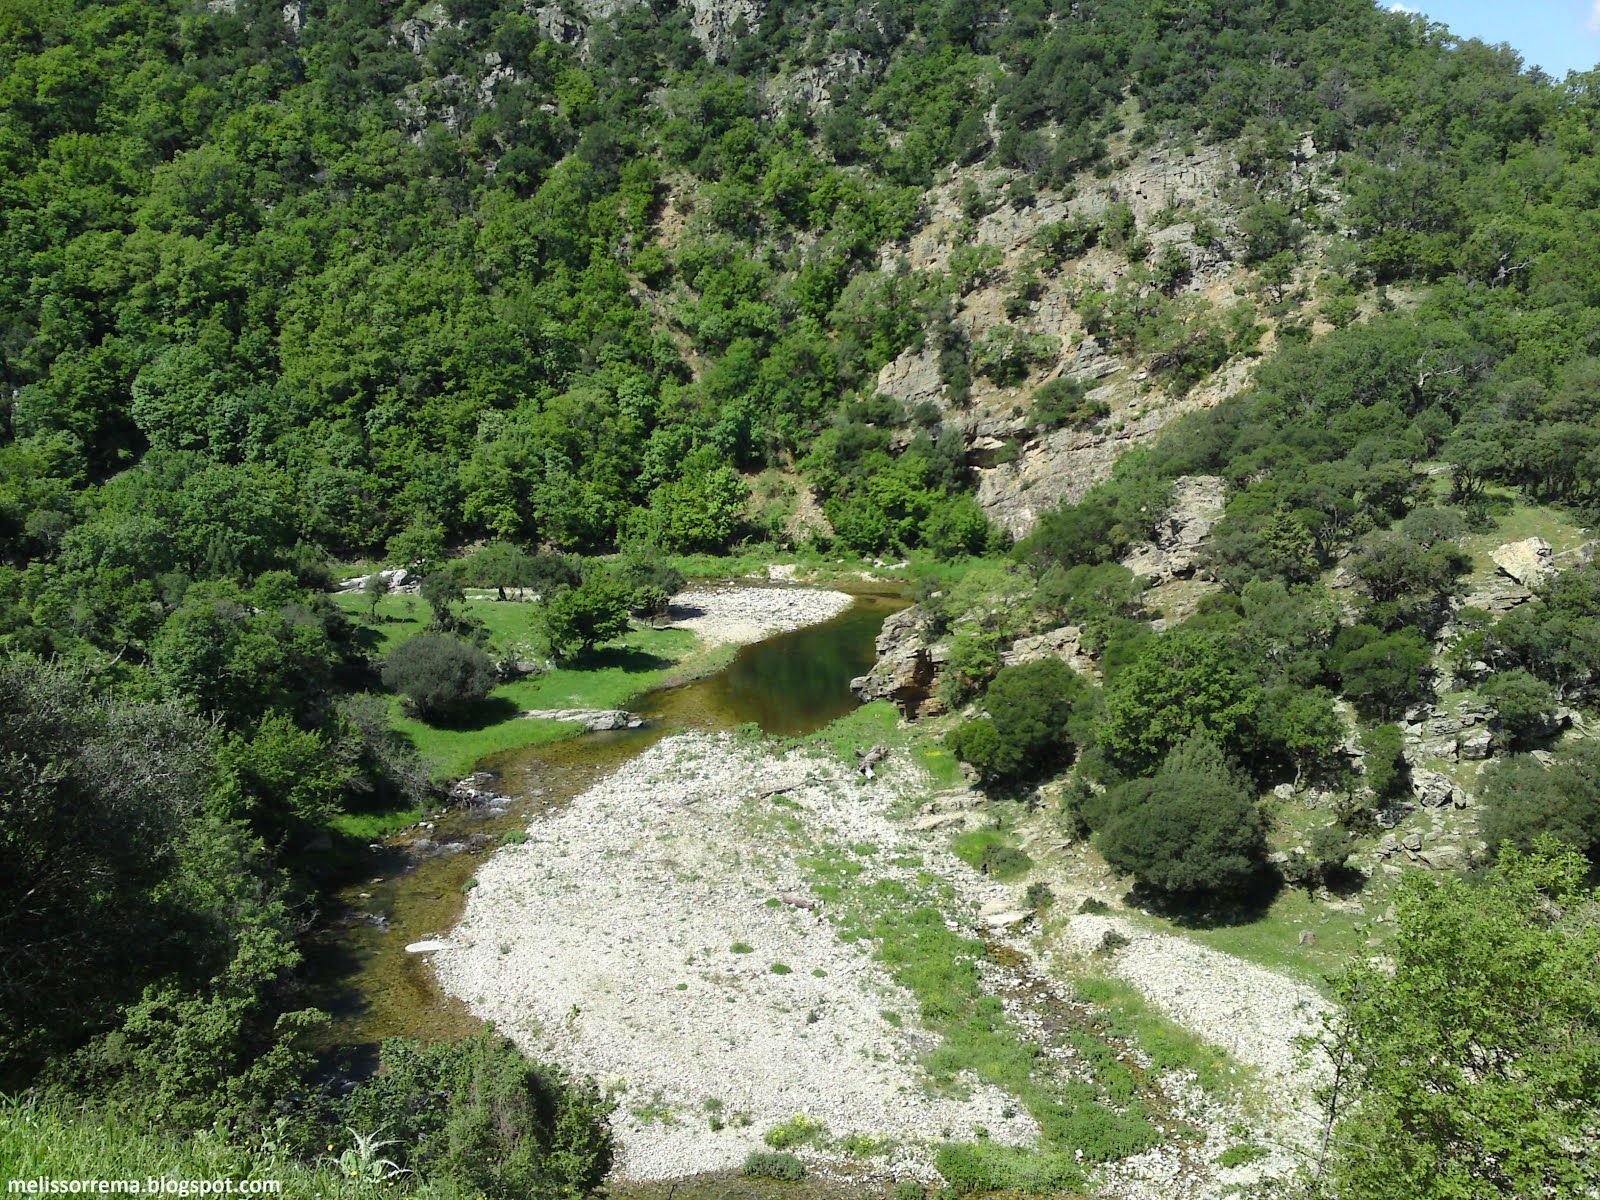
433 734 1036 1181
667 586 856 646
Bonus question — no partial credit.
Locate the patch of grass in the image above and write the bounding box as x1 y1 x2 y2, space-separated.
787 701 965 789
933 1142 1084 1195
800 851 1160 1171
1216 1142 1270 1168
334 592 705 778
1133 887 1371 992
0 1099 408 1200
730 942 755 955
951 829 1033 881
742 1151 807 1181
1072 976 1237 1096
769 962 793 975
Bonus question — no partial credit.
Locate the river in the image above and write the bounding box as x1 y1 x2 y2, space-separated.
304 587 906 1063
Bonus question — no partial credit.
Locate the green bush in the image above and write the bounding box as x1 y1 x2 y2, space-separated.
944 658 1093 784
381 633 496 720
1095 736 1266 895
1030 377 1107 432
341 1034 613 1199
536 572 633 660
743 1151 807 1181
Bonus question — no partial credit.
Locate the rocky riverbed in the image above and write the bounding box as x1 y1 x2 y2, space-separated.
433 734 1036 1181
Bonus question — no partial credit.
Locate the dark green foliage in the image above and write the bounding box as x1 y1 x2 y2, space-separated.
1030 377 1107 435
944 658 1092 784
1480 743 1600 861
1478 669 1560 747
934 1142 1082 1195
381 634 496 720
1358 724 1409 800
1094 736 1266 896
0 657 312 1122
1335 626 1433 720
742 1151 806 1181
342 1035 614 1199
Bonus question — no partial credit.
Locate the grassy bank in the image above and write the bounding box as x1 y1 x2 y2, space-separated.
334 590 722 790
0 1100 441 1200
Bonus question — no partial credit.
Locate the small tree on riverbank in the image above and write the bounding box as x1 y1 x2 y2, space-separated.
382 633 495 721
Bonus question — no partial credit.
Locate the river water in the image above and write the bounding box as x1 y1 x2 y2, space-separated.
305 587 906 1062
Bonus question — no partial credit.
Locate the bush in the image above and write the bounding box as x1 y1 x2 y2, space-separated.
341 1035 613 1199
381 634 495 720
1095 736 1266 895
1358 724 1408 799
944 659 1092 784
1480 742 1600 861
1479 669 1560 746
1030 378 1108 432
743 1151 806 1181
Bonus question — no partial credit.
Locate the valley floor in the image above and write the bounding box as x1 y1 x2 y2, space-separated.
434 728 1328 1195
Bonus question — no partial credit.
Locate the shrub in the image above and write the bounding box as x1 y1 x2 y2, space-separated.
743 1151 806 1181
1030 378 1108 432
763 1114 825 1149
944 659 1093 784
341 1034 613 1199
381 634 495 721
1480 742 1600 861
1095 736 1266 895
536 572 632 660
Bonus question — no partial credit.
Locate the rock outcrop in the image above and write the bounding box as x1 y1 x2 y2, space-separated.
520 708 645 732
1120 475 1229 582
999 624 1098 677
850 606 947 718
337 566 418 594
1491 537 1555 588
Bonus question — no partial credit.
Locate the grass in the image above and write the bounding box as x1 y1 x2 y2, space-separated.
332 592 709 781
951 829 1034 881
1132 885 1373 991
1455 494 1589 595
801 848 1161 1191
1071 976 1239 1096
0 1099 424 1200
787 700 966 790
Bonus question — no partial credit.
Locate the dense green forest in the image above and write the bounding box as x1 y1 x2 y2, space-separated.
3 0 1600 1194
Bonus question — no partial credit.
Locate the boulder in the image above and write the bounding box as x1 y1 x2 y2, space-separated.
850 606 947 718
1411 767 1461 809
1418 844 1470 872
1458 728 1492 760
1491 537 1554 587
520 708 641 732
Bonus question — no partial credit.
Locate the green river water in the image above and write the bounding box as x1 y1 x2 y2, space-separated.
306 588 906 1062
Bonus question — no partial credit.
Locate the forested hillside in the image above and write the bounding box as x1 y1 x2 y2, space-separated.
3 0 1600 1196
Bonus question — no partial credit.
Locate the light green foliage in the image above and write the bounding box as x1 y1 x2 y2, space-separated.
1319 846 1600 1199
341 1034 614 1199
1098 628 1262 776
536 572 633 660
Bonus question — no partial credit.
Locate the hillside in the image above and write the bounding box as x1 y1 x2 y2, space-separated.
3 1 1600 1198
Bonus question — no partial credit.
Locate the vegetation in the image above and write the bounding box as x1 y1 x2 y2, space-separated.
1316 846 1600 1199
382 633 497 721
2 0 1598 1188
